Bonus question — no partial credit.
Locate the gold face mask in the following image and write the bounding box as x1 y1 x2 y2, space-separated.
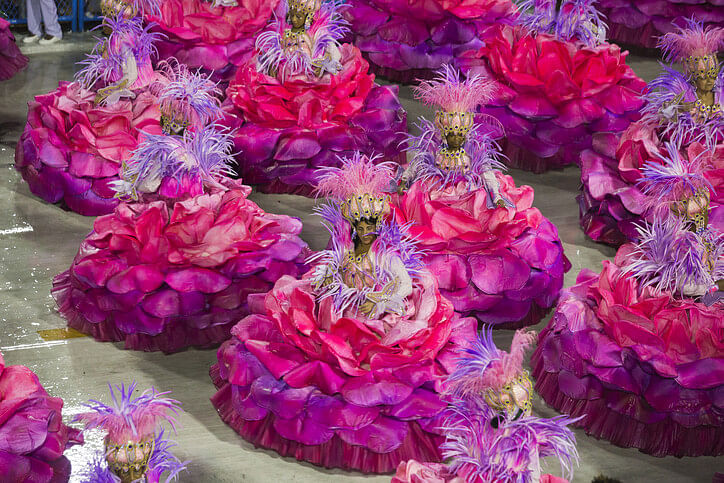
483 370 534 421
106 437 155 483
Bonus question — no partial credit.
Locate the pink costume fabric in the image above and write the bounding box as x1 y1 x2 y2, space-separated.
392 66 569 328
145 0 280 82
534 142 724 457
15 17 163 216
459 1 646 173
597 0 724 49
210 154 478 472
342 0 516 83
533 246 724 457
0 352 82 482
51 128 308 354
0 18 28 81
580 20 724 245
221 0 407 196
391 329 579 483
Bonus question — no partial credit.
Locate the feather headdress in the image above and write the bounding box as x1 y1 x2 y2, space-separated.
414 64 496 114
315 152 396 224
445 327 536 399
151 59 223 133
659 18 724 63
112 124 235 200
74 382 181 443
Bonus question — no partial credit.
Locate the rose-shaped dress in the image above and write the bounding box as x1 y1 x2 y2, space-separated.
211 268 476 472
145 0 280 81
342 0 516 83
597 1 724 49
579 68 724 245
52 128 309 353
459 2 646 173
14 17 162 216
0 18 28 81
532 233 724 457
0 352 82 482
393 109 569 327
211 168 477 473
222 15 406 195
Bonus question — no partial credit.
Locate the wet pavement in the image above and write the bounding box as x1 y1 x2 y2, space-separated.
0 33 718 483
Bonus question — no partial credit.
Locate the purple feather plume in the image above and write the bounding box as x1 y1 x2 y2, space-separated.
74 382 181 444
624 217 724 297
75 15 162 89
641 65 724 148
151 59 223 127
113 124 236 199
658 17 724 63
515 0 606 47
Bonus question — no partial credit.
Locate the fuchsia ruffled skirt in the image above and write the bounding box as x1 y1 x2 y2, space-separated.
52 182 308 353
0 18 27 81
579 122 724 245
15 81 162 216
459 25 646 173
343 0 515 83
532 244 724 457
0 353 82 482
221 44 407 196
597 0 724 49
392 174 569 328
210 273 477 473
146 0 280 81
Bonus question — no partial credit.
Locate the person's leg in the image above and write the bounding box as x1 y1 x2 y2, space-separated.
25 0 44 37
39 0 63 39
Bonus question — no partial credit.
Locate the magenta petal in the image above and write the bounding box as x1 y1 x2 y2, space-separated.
165 268 232 293
106 265 165 294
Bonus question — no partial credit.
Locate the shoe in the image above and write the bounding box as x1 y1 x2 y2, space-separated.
38 35 62 45
23 35 40 44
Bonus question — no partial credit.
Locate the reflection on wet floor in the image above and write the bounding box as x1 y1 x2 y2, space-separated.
0 34 716 483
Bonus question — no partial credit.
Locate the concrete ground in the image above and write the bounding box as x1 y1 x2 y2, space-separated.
0 32 720 482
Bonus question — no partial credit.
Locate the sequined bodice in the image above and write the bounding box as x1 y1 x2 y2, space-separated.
282 29 313 57
341 250 377 290
692 98 723 122
435 147 471 172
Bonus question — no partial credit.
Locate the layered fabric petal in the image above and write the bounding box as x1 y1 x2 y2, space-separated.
532 247 724 457
221 44 407 195
210 272 477 473
343 0 516 83
579 120 724 246
14 81 162 216
51 181 309 353
0 18 28 81
144 0 280 81
0 353 82 483
459 24 646 172
598 0 724 49
392 174 569 328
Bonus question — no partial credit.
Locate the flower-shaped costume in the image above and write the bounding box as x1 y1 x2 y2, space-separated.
0 18 28 81
392 66 570 328
534 142 724 457
210 153 477 472
15 15 165 216
221 0 406 196
52 126 308 353
75 383 187 483
459 0 646 172
144 0 280 82
596 0 724 49
580 18 724 245
393 329 579 483
0 352 82 482
342 0 517 84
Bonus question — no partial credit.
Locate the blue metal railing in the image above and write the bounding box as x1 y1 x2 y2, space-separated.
1 0 78 32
